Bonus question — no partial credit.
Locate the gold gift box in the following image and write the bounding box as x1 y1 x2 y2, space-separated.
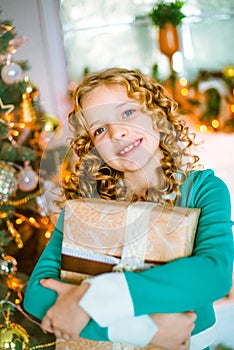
61 198 200 280
58 198 199 350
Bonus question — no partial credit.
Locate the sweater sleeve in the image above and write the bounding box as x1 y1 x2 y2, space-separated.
80 171 234 322
23 209 64 319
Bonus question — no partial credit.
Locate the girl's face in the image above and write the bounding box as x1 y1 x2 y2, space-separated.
82 84 162 175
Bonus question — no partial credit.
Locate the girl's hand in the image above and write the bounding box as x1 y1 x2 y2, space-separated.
150 312 196 350
40 279 90 341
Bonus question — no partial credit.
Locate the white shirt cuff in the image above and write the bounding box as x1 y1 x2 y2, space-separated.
108 315 158 347
79 273 134 327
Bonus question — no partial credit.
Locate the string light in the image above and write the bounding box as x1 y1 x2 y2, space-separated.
15 218 24 225
199 125 208 133
179 77 187 86
211 119 220 129
45 230 52 239
181 88 189 96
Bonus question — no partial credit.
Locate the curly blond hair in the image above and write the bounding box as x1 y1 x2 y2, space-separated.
64 67 200 205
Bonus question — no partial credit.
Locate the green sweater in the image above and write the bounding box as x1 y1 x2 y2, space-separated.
23 169 234 341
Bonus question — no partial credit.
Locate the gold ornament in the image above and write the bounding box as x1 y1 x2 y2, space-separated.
223 66 234 78
0 322 30 349
44 114 60 132
0 308 30 350
19 93 37 126
6 220 24 248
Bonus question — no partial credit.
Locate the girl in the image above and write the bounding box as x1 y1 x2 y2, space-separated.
23 68 233 350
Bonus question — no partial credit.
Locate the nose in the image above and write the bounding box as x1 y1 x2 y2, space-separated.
109 123 128 141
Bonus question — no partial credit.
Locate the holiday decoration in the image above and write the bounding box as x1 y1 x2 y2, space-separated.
148 1 185 74
19 92 37 127
0 161 18 202
0 319 30 349
0 300 56 350
18 162 39 192
0 253 17 276
174 68 234 133
0 306 30 350
0 97 14 116
1 61 22 84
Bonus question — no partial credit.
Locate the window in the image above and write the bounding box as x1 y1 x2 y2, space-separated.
59 0 234 83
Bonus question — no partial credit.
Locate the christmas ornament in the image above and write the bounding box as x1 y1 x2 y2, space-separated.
44 114 60 132
0 253 18 276
0 161 18 202
1 62 22 84
223 66 234 78
6 220 24 249
19 93 37 126
0 97 15 116
0 302 56 350
0 311 30 350
18 162 39 192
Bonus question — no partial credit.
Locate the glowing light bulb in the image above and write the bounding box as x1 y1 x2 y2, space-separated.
29 217 36 224
181 88 189 96
212 119 219 129
199 125 208 133
45 231 52 239
179 77 187 86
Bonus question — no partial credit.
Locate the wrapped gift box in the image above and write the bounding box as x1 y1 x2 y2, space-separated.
61 198 200 281
58 198 198 350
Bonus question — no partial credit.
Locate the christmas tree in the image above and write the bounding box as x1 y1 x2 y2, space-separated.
0 10 62 348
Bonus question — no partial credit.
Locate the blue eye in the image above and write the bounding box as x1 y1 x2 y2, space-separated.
94 127 106 136
123 109 134 118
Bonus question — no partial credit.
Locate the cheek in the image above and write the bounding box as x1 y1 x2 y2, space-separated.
95 141 111 161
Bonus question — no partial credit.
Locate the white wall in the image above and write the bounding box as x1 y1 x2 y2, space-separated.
1 0 71 121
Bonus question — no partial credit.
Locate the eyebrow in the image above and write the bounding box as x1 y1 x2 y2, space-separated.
87 101 138 129
114 101 137 109
89 120 102 129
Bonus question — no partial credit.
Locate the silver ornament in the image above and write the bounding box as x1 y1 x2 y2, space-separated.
0 254 18 276
0 161 18 202
18 164 39 192
1 62 22 84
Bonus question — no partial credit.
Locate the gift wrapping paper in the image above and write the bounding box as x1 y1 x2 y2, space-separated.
57 198 200 350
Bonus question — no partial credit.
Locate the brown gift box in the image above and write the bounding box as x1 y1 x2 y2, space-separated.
58 198 200 350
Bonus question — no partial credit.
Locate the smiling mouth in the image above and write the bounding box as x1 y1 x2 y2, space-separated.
118 138 142 155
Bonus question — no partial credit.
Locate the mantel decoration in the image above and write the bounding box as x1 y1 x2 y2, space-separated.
148 1 185 74
174 67 234 133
